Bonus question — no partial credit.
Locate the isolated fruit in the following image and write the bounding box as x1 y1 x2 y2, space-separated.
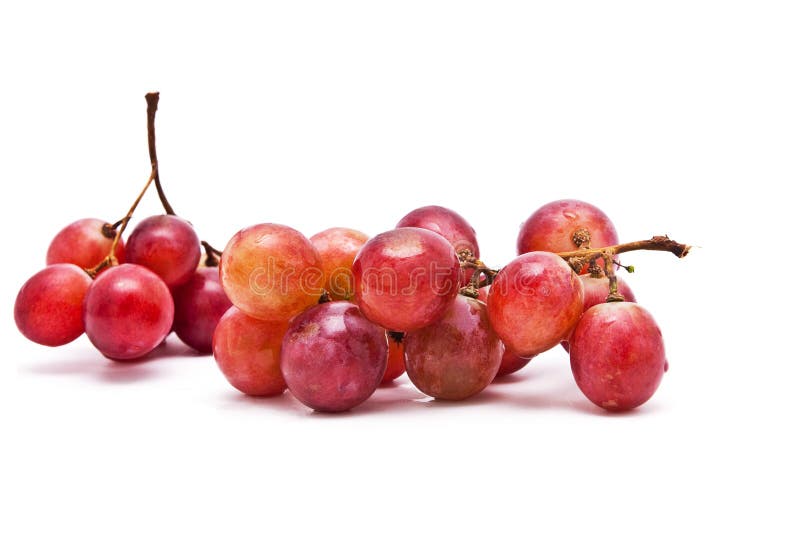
126 215 201 288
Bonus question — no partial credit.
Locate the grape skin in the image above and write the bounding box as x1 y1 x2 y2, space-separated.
83 264 174 360
381 332 406 384
570 302 665 411
280 302 388 412
562 274 636 352
15 264 92 346
213 307 288 396
405 295 502 400
396 205 480 257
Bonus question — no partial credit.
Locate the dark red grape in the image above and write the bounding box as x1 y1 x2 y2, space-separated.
309 227 368 301
280 302 387 412
15 264 92 346
405 295 502 400
213 307 288 396
381 332 406 384
46 218 126 269
352 227 460 332
570 302 665 411
517 199 618 272
495 347 533 378
83 264 174 360
172 267 232 354
396 205 480 257
562 274 637 352
220 223 324 321
126 215 201 288
487 251 583 355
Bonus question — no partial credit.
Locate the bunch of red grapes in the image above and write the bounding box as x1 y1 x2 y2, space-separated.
14 94 689 414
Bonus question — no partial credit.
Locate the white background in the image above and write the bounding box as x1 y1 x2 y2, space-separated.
2 2 798 532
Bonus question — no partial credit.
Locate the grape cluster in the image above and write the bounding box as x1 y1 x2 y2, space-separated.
14 93 689 414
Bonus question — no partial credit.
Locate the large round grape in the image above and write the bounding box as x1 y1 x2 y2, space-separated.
46 218 126 269
213 307 288 396
83 264 174 360
487 251 583 356
172 267 232 354
570 302 665 411
309 227 368 301
405 295 502 400
352 227 460 332
396 205 480 257
15 264 92 346
517 199 618 269
280 302 387 412
220 223 324 321
126 215 201 288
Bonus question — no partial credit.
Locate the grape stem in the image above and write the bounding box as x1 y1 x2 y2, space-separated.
201 240 223 267
146 92 176 216
84 94 163 278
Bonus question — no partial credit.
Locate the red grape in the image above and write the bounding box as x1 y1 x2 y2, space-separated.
382 332 406 384
83 264 174 360
220 223 324 321
309 227 368 301
396 205 480 257
172 267 232 354
14 264 92 346
570 302 665 411
495 347 533 378
46 218 126 269
405 295 502 400
213 307 288 396
281 302 387 412
352 227 460 332
126 215 201 288
487 251 583 355
517 199 618 272
562 274 636 351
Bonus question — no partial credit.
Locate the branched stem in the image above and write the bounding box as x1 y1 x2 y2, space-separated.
557 236 690 265
201 240 223 267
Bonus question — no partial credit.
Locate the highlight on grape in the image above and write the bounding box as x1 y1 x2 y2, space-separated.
13 93 691 414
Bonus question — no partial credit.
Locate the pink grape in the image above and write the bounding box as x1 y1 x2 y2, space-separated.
309 227 368 301
83 264 174 360
396 205 480 257
487 251 583 355
382 332 406 384
495 347 533 378
405 295 502 400
352 227 460 332
562 274 636 352
172 267 232 354
570 302 665 411
213 307 288 396
46 218 126 269
220 223 324 321
126 215 201 288
517 199 618 272
14 264 92 346
280 302 387 412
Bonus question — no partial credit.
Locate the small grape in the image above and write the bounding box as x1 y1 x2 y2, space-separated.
83 264 174 360
570 302 666 411
352 227 460 332
396 205 480 257
213 307 288 396
381 332 406 384
172 267 232 354
126 215 201 288
46 218 126 269
309 227 368 301
15 264 92 346
495 347 533 378
405 295 502 400
280 302 387 412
